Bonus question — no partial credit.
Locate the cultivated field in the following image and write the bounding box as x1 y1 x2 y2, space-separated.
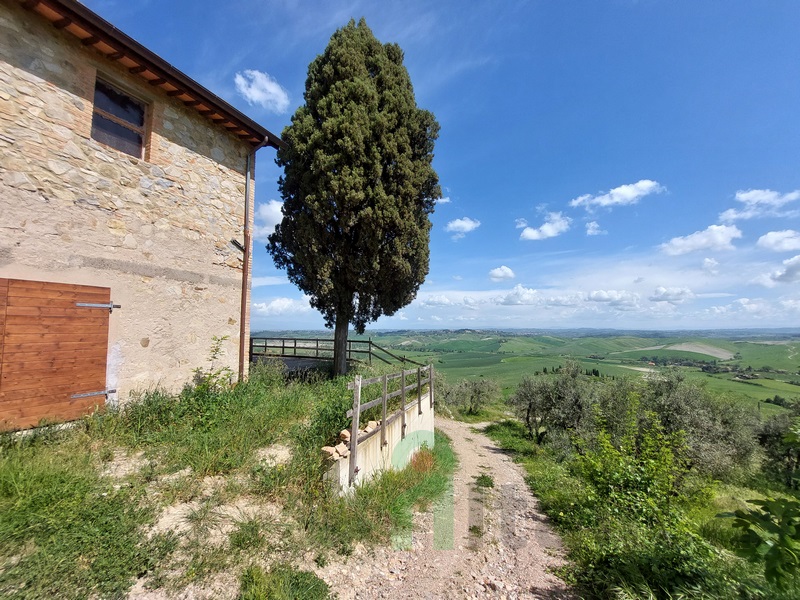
353 329 800 414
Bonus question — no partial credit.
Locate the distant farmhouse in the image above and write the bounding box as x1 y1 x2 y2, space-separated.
0 0 282 429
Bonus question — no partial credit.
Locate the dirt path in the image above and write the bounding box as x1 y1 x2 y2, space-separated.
318 418 573 599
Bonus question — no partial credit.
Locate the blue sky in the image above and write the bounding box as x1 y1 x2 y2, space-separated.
84 0 800 331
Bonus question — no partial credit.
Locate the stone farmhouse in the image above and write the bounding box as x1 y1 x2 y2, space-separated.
0 0 282 429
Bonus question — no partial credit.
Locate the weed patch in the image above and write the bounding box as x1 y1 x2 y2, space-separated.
239 563 330 600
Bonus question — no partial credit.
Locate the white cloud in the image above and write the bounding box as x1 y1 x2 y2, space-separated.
397 311 408 321
437 196 451 204
570 179 665 210
702 258 719 275
252 296 311 316
519 212 571 241
252 276 286 287
234 69 290 113
488 265 515 281
659 224 742 256
770 255 800 284
253 200 283 242
515 218 528 229
719 189 800 222
586 221 606 236
649 286 694 304
430 315 443 322
445 217 481 240
757 230 800 252
587 290 640 309
422 294 454 307
498 284 540 305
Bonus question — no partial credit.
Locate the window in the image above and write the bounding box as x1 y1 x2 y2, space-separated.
91 79 146 158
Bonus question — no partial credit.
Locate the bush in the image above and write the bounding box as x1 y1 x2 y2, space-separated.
508 360 594 443
641 370 759 479
450 378 500 415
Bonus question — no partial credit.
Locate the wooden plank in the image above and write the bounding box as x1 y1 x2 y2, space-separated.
0 397 103 431
1 347 107 364
7 296 110 309
1 356 106 373
4 321 110 335
1 362 106 381
8 279 109 296
2 332 108 345
8 287 110 302
4 313 109 325
0 382 103 404
1 369 104 393
1 361 104 382
349 375 362 486
6 306 108 317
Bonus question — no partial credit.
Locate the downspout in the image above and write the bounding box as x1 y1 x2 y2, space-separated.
238 139 268 381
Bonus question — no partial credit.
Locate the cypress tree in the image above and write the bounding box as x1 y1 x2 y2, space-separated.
268 19 441 375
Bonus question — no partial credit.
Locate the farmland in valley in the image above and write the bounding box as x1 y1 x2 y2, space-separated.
353 329 800 415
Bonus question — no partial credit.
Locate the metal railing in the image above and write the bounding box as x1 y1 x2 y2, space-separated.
249 337 423 367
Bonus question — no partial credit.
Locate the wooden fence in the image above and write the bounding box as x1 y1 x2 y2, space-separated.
250 336 423 367
345 364 434 485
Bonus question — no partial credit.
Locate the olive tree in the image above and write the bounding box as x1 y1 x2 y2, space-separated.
267 19 440 375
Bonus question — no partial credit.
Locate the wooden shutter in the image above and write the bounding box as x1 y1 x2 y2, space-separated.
0 279 111 430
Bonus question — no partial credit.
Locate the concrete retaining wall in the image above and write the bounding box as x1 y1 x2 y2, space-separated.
326 392 435 491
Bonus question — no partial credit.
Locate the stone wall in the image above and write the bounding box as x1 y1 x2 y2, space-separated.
0 2 260 402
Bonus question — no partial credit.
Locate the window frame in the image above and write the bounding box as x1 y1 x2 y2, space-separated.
90 77 150 160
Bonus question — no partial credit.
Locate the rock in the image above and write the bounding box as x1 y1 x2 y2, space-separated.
335 442 350 457
321 446 337 460
339 429 351 442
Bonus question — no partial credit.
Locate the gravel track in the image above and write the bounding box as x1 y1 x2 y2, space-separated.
318 418 573 599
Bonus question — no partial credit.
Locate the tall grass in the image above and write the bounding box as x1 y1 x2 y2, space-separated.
0 430 176 598
0 358 455 598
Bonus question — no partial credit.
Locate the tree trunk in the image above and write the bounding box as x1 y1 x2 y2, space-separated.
333 313 349 376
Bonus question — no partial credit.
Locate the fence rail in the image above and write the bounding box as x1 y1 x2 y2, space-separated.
249 337 423 367
345 365 434 485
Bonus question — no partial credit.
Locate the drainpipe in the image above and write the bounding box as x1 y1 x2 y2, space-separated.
238 139 268 381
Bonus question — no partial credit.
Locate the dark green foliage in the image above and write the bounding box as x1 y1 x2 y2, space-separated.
508 360 592 443
484 419 764 598
239 564 330 600
730 497 800 587
488 364 798 597
575 417 691 526
759 411 800 488
268 19 440 374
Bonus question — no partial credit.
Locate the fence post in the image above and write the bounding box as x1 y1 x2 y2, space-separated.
401 370 406 440
430 365 435 408
381 374 388 447
349 375 362 486
417 366 422 415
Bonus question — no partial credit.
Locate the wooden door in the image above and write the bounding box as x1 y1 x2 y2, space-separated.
0 278 111 430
